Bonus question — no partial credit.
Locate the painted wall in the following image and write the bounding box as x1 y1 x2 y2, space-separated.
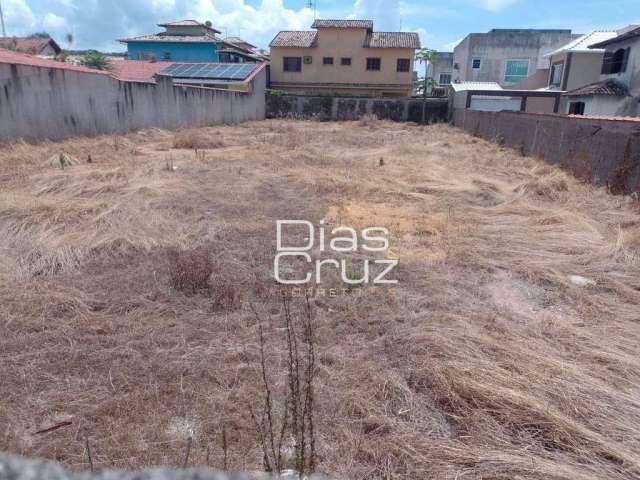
453 108 640 194
126 42 219 62
428 52 454 85
0 63 266 140
562 95 635 117
453 30 577 87
270 27 415 96
600 37 640 95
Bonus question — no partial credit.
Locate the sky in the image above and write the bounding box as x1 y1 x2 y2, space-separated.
0 0 638 52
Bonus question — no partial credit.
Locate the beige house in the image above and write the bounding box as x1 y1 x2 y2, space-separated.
269 20 420 97
544 30 617 91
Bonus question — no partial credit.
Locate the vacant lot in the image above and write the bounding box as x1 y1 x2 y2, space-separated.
1 119 640 479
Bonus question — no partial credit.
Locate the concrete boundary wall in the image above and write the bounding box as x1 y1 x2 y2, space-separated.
453 108 640 194
0 63 267 140
266 92 448 123
0 453 325 480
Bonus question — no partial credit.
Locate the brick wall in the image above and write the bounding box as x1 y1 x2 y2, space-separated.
453 109 640 194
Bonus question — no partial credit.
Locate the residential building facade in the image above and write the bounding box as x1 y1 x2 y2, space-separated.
545 30 617 91
563 25 640 116
453 29 579 88
269 20 420 97
428 52 454 87
120 20 221 62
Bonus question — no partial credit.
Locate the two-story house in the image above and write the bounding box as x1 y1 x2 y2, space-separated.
562 25 639 116
120 20 222 62
544 30 617 91
428 52 454 88
269 20 420 97
453 29 579 88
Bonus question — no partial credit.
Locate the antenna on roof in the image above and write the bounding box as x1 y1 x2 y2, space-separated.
0 0 6 37
306 0 317 19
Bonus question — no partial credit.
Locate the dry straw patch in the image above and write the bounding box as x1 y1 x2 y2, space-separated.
1 120 640 479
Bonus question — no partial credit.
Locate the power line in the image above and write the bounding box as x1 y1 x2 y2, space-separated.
0 0 6 37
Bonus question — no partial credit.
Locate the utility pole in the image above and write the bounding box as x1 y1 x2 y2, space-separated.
0 0 6 38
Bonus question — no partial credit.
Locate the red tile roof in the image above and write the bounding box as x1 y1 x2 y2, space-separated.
364 32 421 49
0 37 61 55
564 79 630 97
0 48 109 75
269 31 318 48
108 60 173 83
311 19 373 29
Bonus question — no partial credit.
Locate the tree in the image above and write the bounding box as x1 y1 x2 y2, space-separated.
79 50 110 70
65 33 73 49
28 32 51 38
415 48 438 123
415 48 438 99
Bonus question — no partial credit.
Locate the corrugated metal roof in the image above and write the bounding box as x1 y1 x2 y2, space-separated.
364 32 421 49
545 30 618 56
589 25 640 48
311 19 373 29
450 82 503 92
269 31 318 48
564 79 630 97
119 33 218 44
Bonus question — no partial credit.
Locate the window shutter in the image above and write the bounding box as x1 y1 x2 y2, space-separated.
622 48 631 73
601 51 613 74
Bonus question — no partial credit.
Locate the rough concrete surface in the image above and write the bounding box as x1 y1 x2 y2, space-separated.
0 454 323 480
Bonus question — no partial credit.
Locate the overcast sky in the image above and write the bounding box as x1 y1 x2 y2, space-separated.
0 0 638 52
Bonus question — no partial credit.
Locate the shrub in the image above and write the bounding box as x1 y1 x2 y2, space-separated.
173 131 225 150
167 247 214 295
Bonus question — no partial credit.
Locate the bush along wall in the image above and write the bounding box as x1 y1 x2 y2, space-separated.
266 90 448 123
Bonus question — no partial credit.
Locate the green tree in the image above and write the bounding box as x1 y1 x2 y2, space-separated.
28 32 51 38
65 32 73 49
79 50 110 70
415 48 438 99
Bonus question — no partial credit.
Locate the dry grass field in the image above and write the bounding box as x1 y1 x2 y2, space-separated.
1 119 640 479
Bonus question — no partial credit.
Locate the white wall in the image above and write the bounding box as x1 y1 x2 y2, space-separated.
0 63 266 140
565 95 629 116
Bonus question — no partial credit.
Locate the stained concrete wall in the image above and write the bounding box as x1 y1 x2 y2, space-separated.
0 63 267 140
0 453 324 480
266 92 448 123
453 108 640 194
453 29 577 87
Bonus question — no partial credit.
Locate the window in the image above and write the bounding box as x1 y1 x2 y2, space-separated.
162 51 171 60
472 58 481 69
323 57 334 65
504 59 529 83
283 56 302 72
397 58 411 72
439 73 452 85
366 57 381 71
550 62 564 87
602 48 630 74
568 101 585 115
341 57 352 66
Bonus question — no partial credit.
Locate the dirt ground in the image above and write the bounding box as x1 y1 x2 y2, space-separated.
1 119 640 479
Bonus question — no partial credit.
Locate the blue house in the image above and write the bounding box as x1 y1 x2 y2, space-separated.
120 20 221 62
